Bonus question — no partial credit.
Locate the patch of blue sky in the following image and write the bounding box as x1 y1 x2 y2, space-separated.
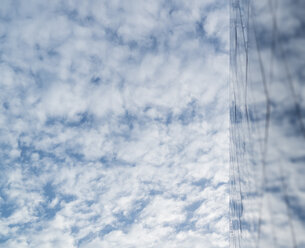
36 201 61 221
175 200 204 232
0 201 16 218
100 155 136 168
77 232 97 247
45 111 95 128
178 100 200 125
16 140 65 171
116 199 149 227
43 182 56 202
66 10 96 27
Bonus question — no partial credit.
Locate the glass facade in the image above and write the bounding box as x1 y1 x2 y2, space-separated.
230 0 305 247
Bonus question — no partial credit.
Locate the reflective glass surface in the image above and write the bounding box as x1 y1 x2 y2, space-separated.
230 0 305 247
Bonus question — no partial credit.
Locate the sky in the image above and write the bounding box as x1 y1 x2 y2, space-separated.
0 1 229 247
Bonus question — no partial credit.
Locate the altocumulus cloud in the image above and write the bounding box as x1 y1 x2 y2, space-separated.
0 0 229 247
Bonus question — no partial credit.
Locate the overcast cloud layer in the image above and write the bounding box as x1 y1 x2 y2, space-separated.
0 1 229 247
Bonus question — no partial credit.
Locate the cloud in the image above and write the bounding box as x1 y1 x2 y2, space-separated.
0 0 229 247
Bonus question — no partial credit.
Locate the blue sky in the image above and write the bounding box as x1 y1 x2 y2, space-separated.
0 1 229 247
